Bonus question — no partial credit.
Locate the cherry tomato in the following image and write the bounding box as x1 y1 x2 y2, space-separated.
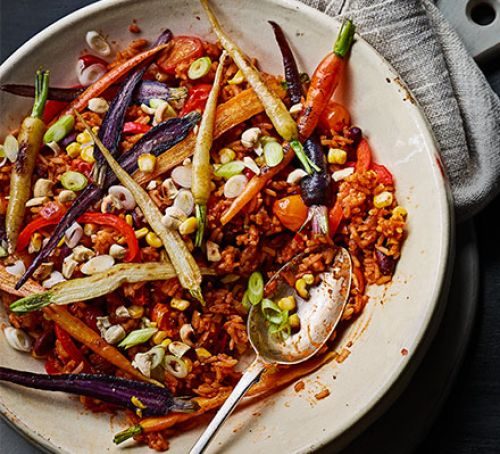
179 84 212 116
157 36 204 74
273 195 309 232
151 303 171 331
328 200 343 238
355 138 372 173
319 99 351 133
43 100 68 123
70 159 93 178
371 163 394 186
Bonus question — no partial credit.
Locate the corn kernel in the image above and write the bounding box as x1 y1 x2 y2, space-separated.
92 126 100 134
66 142 82 158
219 147 236 164
146 231 162 248
184 357 193 373
57 236 65 248
152 331 169 345
28 232 43 254
302 273 314 285
125 214 134 226
295 278 309 299
373 191 393 209
179 217 198 236
289 313 301 330
195 347 212 359
134 227 149 239
131 396 147 410
128 305 144 319
149 321 157 328
392 206 408 217
170 298 190 311
328 148 347 165
76 130 93 144
80 146 95 163
277 296 296 312
138 153 157 173
160 338 172 348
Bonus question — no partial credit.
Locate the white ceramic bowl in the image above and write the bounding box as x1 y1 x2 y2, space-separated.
0 0 453 452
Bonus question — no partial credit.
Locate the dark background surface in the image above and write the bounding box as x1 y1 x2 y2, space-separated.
1 1 499 453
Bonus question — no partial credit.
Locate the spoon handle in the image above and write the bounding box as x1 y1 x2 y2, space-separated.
189 358 266 454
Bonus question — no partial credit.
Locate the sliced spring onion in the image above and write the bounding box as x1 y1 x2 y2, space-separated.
3 135 19 162
163 355 189 378
263 141 284 167
214 160 245 179
118 327 158 350
43 115 75 144
228 69 244 85
188 57 212 80
247 271 264 305
289 140 321 174
261 298 287 325
60 171 88 191
268 317 291 340
241 289 251 311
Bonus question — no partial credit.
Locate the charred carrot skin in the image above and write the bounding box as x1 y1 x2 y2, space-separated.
6 71 49 253
297 19 355 142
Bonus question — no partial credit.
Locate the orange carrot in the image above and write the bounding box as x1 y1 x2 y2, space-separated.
220 144 294 225
57 43 170 119
297 19 355 141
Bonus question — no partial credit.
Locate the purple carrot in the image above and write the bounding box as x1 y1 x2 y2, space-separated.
269 21 303 105
1 80 187 105
0 367 197 416
93 29 173 186
15 112 201 289
0 84 83 102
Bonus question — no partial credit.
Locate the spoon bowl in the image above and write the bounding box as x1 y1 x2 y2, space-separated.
190 247 352 454
249 246 352 365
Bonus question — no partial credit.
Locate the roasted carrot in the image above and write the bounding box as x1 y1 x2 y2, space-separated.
114 350 338 443
57 43 170 119
0 264 156 385
192 51 228 247
134 77 286 185
220 143 294 225
6 70 49 253
297 19 355 141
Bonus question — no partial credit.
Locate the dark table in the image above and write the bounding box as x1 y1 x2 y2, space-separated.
1 2 499 453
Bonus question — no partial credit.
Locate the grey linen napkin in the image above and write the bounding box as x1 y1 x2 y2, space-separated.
299 0 500 222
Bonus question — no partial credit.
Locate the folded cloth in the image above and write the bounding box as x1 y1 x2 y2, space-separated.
299 0 500 221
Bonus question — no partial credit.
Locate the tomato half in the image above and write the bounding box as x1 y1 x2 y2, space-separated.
319 99 351 133
157 36 204 74
273 195 309 232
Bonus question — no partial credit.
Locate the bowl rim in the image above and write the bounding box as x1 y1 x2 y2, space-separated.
0 0 454 452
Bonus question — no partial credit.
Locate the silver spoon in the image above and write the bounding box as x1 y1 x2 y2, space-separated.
189 247 352 454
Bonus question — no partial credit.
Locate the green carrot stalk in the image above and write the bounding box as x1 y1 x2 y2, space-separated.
6 70 49 253
192 51 228 247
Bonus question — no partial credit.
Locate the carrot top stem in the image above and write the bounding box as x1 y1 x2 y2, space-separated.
333 19 355 58
31 70 50 119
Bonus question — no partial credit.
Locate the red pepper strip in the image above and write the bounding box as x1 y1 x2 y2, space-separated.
355 138 372 173
16 213 65 251
42 100 68 123
179 84 212 116
54 324 89 370
328 200 343 238
371 163 394 186
17 212 139 262
123 122 152 135
44 356 61 375
70 158 94 178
